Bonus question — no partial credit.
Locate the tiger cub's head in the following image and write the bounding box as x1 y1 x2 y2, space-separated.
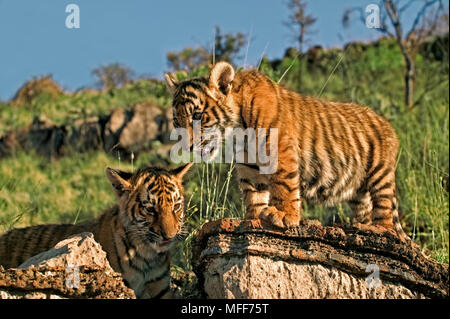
165 62 239 161
106 163 193 249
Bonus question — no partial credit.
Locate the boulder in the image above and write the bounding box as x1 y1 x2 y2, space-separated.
0 232 135 299
18 232 112 270
192 218 448 299
67 116 105 153
104 101 172 159
26 116 66 158
0 116 65 159
0 101 172 160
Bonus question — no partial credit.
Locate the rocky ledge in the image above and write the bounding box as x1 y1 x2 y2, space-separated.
0 233 135 299
192 218 449 299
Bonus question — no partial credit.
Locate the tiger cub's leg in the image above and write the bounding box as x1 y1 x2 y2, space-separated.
366 166 397 230
349 191 373 225
259 143 301 228
236 164 270 220
370 174 408 241
351 168 408 241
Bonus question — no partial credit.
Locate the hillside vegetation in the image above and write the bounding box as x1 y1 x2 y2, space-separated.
0 36 448 268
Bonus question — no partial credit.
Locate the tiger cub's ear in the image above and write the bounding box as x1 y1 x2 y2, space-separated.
209 61 235 97
171 162 193 181
106 167 133 197
165 73 179 95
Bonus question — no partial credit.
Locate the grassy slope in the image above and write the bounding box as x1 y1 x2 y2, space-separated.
0 39 448 267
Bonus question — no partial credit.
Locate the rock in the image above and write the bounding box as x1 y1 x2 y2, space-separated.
0 116 66 159
0 233 135 299
192 218 449 299
0 101 172 160
68 116 105 153
18 232 112 271
104 101 172 158
26 116 67 158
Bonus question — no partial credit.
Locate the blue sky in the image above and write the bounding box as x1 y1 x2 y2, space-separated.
0 0 447 100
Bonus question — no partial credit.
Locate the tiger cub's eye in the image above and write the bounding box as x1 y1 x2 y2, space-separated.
144 206 156 216
192 112 203 120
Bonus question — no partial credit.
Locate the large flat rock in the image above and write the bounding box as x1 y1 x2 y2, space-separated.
192 218 448 299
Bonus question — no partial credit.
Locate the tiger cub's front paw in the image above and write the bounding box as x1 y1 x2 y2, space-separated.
259 206 300 228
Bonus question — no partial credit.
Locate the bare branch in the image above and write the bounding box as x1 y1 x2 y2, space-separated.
285 0 317 53
406 0 441 42
399 0 417 13
384 0 404 42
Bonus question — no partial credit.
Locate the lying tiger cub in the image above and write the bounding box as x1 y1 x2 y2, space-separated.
0 163 192 298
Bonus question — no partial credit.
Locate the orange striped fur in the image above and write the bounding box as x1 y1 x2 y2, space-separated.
0 163 193 298
165 61 408 240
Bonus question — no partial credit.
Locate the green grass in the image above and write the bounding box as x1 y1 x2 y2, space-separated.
0 38 448 266
0 79 171 136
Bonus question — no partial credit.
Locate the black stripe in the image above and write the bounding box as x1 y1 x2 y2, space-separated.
373 204 391 210
194 77 208 85
213 103 226 120
240 104 248 129
254 107 262 128
371 182 393 194
255 183 269 191
271 196 283 203
348 199 360 206
204 100 210 111
349 113 365 163
240 163 259 170
210 106 220 122
184 81 203 91
371 193 393 202
367 163 385 181
369 117 383 142
316 108 339 188
369 168 392 190
273 180 295 192
182 91 198 99
143 175 154 185
309 137 322 186
175 98 195 106
365 141 375 175
243 189 259 195
285 171 298 179
239 178 253 186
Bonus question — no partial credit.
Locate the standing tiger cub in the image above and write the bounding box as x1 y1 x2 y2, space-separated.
165 61 408 240
0 163 193 298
